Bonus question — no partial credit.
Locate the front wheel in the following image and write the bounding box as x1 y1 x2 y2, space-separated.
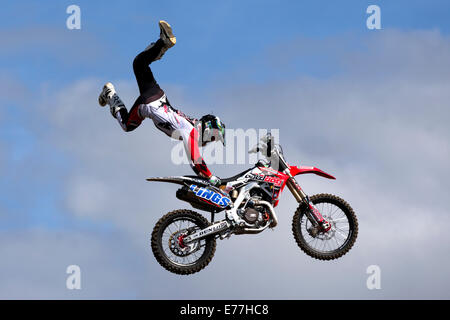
151 209 216 275
292 193 358 260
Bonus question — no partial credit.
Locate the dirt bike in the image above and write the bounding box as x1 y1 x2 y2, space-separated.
147 133 358 275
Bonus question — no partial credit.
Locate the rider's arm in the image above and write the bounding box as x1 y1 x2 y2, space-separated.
180 126 212 179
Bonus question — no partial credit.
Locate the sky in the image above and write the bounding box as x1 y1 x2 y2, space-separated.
1 0 450 299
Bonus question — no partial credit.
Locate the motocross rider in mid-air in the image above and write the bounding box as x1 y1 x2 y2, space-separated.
98 20 225 186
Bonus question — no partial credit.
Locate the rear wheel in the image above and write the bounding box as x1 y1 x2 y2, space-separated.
151 209 216 275
292 193 358 260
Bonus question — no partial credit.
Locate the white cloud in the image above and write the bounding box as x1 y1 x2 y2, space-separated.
66 176 110 218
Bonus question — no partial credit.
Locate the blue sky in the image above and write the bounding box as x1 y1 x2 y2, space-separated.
1 1 450 299
2 0 450 91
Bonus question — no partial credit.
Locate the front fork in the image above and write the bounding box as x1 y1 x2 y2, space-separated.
285 174 331 231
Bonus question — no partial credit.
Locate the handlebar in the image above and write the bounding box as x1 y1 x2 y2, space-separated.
248 133 274 156
248 133 289 171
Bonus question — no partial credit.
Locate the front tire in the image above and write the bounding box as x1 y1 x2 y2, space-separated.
151 209 216 275
292 193 358 260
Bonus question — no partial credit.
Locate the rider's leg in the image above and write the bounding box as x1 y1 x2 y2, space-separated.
98 83 142 132
97 41 164 132
132 39 166 98
98 82 126 118
113 39 169 132
115 96 146 132
118 20 176 131
98 20 176 132
133 20 176 98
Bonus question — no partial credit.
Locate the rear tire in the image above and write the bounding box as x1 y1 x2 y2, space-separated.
292 193 358 260
151 209 216 275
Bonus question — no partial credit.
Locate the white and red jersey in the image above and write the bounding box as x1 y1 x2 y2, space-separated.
137 95 212 178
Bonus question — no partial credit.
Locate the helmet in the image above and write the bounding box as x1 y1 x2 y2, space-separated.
199 114 226 146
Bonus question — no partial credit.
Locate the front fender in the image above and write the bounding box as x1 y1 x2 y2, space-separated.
289 166 336 180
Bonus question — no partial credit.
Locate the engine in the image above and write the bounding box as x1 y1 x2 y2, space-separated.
237 197 271 229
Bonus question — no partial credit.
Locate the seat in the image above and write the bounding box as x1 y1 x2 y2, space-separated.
220 168 252 184
184 168 252 186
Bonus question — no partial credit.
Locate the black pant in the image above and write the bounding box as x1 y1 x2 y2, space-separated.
118 39 165 131
132 39 165 99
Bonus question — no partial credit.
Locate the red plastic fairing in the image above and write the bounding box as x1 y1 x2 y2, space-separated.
289 166 336 180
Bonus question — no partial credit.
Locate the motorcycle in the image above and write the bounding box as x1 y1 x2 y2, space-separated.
147 133 358 275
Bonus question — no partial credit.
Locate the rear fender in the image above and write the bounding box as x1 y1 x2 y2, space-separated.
289 166 336 180
146 176 210 186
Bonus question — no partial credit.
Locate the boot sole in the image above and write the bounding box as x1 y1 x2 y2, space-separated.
98 97 107 107
159 20 176 46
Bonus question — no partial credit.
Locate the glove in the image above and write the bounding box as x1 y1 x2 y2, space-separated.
248 145 261 154
249 133 273 157
209 175 221 186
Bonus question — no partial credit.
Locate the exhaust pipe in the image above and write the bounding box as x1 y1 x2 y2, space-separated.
238 200 278 234
185 201 277 239
253 200 278 228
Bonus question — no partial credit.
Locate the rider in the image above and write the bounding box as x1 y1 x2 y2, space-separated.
98 20 225 186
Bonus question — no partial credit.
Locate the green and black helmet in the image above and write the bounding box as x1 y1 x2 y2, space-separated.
199 114 226 146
